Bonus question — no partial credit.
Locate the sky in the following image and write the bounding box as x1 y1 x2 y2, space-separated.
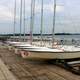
0 0 80 34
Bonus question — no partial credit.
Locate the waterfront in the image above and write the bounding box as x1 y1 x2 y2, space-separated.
0 0 80 79
0 44 80 80
9 35 80 46
10 34 80 40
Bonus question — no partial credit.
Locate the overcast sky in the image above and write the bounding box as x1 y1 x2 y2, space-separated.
0 0 80 34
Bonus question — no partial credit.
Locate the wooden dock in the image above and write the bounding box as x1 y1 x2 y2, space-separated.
0 46 80 80
0 57 17 80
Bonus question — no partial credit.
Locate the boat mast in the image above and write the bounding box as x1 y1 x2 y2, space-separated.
40 0 43 46
13 0 16 41
52 0 56 45
19 0 23 41
23 0 26 41
30 0 35 44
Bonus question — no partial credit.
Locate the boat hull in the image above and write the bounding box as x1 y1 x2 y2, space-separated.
11 45 80 60
20 50 80 60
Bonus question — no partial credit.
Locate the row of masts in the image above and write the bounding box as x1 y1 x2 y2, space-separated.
13 0 56 46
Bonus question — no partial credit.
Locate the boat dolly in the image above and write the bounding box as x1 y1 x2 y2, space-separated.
52 59 80 75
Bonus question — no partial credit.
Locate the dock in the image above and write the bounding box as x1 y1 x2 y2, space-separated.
0 56 17 80
0 46 80 80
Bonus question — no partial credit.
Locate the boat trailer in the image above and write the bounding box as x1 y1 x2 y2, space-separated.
51 59 80 75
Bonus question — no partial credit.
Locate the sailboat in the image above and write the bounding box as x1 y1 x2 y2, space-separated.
7 0 30 50
11 0 38 53
14 0 80 61
7 0 80 60
15 0 61 56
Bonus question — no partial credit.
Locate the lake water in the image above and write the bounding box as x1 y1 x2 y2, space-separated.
54 35 80 40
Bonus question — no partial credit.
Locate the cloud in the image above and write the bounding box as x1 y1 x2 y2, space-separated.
0 5 14 21
0 0 64 21
0 0 80 34
35 2 64 14
43 4 64 13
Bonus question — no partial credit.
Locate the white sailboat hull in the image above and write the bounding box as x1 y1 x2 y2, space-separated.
7 43 80 60
20 49 80 59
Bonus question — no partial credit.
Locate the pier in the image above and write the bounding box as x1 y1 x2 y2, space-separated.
0 44 80 80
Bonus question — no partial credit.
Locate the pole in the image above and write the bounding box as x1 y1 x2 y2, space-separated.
13 0 16 41
40 0 43 46
30 0 35 44
52 0 56 45
23 0 26 41
20 0 23 41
